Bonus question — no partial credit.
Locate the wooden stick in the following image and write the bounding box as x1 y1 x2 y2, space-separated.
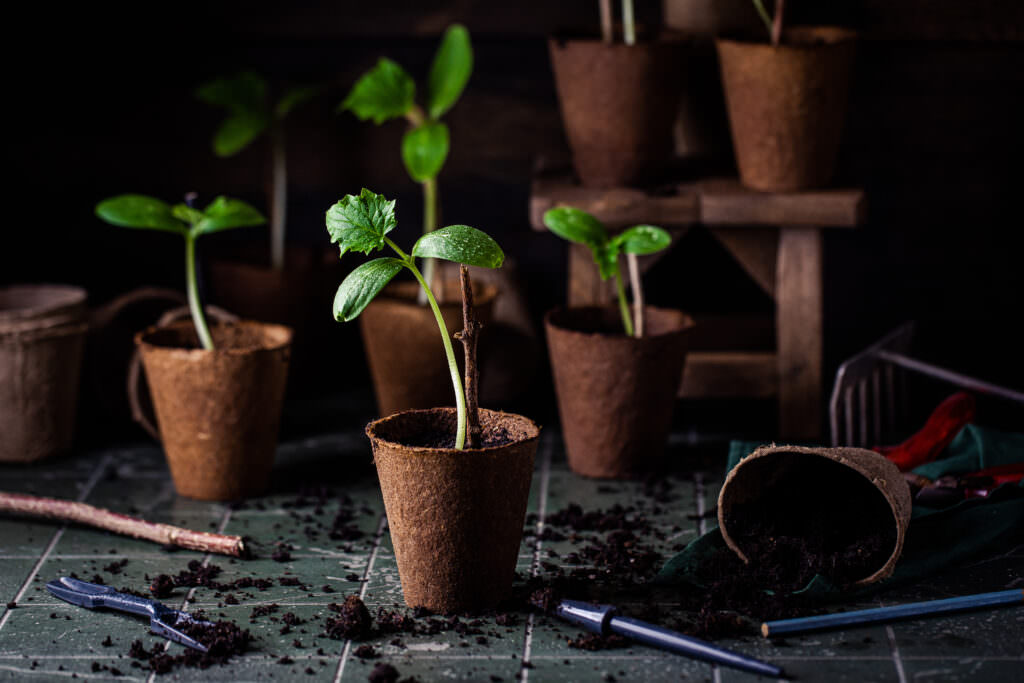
0 492 246 557
771 0 786 47
627 253 644 337
454 265 483 448
598 0 613 43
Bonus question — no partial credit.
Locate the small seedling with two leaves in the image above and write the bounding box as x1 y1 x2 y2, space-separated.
95 194 266 350
326 189 503 450
543 207 671 337
196 71 321 271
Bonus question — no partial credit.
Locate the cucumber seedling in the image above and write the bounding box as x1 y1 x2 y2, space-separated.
95 194 266 350
326 189 503 450
543 206 671 337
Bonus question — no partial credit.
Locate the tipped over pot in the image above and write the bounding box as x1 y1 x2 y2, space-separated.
545 305 693 478
359 280 497 416
549 33 687 188
717 27 857 191
367 407 539 613
135 320 292 501
718 445 912 586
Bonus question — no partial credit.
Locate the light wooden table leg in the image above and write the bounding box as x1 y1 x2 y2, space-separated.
776 227 824 440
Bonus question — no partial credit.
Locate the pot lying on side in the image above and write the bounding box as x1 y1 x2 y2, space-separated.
718 445 912 586
545 306 694 478
359 280 497 417
549 33 687 188
717 27 857 191
135 320 292 501
1 285 88 463
367 408 540 613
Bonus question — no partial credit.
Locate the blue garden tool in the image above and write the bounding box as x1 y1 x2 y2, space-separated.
46 576 212 652
556 600 785 678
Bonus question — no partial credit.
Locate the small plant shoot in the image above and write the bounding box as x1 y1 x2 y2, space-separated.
751 0 786 46
197 71 321 271
597 0 636 45
95 194 265 350
543 207 670 337
339 24 473 300
326 189 503 450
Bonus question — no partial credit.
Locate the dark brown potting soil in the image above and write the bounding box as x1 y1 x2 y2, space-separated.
398 426 515 450
323 595 373 640
128 618 251 674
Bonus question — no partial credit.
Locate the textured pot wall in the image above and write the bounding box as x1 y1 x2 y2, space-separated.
367 407 539 613
136 320 292 501
545 306 693 478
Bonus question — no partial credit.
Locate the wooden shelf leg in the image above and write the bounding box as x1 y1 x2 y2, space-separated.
776 227 824 440
567 243 613 306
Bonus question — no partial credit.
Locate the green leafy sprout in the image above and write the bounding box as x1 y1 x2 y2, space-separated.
339 24 473 299
327 189 503 450
543 207 671 337
95 194 266 350
196 71 321 271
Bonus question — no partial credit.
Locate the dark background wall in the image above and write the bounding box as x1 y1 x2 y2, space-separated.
6 1 1023 439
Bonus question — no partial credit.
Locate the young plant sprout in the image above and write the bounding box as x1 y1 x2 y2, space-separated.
196 72 321 271
752 0 786 46
543 207 671 338
326 189 503 450
598 0 636 45
95 194 266 350
339 24 473 301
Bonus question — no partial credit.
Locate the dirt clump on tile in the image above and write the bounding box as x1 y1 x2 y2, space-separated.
128 618 251 673
567 633 630 651
324 595 373 640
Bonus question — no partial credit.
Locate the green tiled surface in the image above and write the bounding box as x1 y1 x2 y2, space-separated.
1 433 1022 682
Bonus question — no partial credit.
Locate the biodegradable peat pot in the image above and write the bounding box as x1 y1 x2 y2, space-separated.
545 306 694 478
718 445 912 586
549 34 687 187
135 320 292 501
717 27 857 191
359 281 498 416
0 284 87 334
367 408 540 613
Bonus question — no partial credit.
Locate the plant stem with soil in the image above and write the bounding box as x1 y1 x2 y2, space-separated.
270 124 287 272
185 233 215 350
454 265 482 448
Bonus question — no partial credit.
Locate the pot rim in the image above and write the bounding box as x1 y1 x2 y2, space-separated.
716 25 857 50
544 305 694 341
0 284 87 322
134 318 293 356
366 407 541 455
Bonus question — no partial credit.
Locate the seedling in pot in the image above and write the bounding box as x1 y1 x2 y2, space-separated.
751 0 786 46
597 0 637 45
326 189 503 449
95 194 266 350
196 72 321 272
339 24 472 301
543 207 670 337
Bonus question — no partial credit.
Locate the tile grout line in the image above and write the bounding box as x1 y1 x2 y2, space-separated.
520 435 553 682
886 624 908 683
0 455 111 633
144 507 233 683
332 512 389 683
695 471 721 683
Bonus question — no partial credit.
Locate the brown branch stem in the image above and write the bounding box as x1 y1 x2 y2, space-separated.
0 492 246 557
454 265 482 449
771 0 786 47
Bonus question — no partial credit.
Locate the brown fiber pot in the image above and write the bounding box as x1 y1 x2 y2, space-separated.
135 320 292 501
717 27 857 191
359 280 497 417
545 306 694 478
718 445 912 586
549 35 687 188
367 408 540 613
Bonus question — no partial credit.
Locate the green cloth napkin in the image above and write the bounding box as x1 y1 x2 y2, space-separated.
655 425 1024 599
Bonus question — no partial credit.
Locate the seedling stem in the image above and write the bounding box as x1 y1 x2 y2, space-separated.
622 0 636 46
614 273 635 337
627 253 644 336
184 233 214 350
270 125 288 271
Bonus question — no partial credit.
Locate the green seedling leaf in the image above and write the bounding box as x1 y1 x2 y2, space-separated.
613 225 672 255
197 72 271 156
211 112 271 157
427 24 473 120
95 195 186 235
195 196 266 235
542 207 608 250
340 58 415 124
333 257 405 321
593 242 621 281
326 188 398 258
275 84 321 119
172 203 204 226
412 224 504 269
402 122 450 182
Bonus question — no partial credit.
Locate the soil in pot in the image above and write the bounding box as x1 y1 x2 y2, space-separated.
549 32 688 188
717 26 857 191
135 320 292 501
545 306 693 478
359 280 497 417
366 407 540 613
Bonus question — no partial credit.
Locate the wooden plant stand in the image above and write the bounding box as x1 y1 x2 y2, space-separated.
530 171 866 440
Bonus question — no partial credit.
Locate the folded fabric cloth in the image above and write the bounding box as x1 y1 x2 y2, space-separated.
656 424 1024 599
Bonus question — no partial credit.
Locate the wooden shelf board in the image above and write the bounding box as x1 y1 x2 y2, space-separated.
680 351 779 399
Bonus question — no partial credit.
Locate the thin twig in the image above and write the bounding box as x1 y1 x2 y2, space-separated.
771 0 786 47
598 0 613 43
627 253 644 337
454 265 482 448
0 493 246 557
